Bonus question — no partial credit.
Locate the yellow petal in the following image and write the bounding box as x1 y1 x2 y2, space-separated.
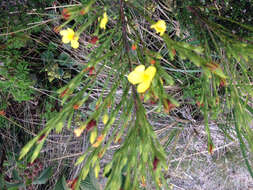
100 12 108 29
137 80 151 93
67 28 75 36
134 64 145 72
71 39 79 49
151 20 166 36
59 29 68 36
62 36 71 44
144 66 156 81
74 127 85 137
128 69 144 85
102 114 109 125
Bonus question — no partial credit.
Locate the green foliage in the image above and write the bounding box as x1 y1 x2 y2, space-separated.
54 175 69 190
32 167 52 185
0 56 34 102
0 0 252 189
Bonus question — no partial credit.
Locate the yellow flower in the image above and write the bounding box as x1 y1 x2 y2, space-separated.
100 12 108 30
59 28 79 49
74 125 86 137
127 65 156 93
150 20 166 36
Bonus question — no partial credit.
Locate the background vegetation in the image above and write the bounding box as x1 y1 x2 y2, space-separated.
0 0 252 189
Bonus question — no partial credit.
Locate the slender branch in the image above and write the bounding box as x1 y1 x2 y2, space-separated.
119 0 139 112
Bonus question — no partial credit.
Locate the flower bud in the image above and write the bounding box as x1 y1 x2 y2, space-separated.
90 129 98 144
89 36 98 44
59 88 69 98
86 119 96 132
153 156 159 171
73 104 80 110
62 8 71 20
131 44 137 50
0 110 6 116
163 99 176 113
102 114 109 125
92 134 105 147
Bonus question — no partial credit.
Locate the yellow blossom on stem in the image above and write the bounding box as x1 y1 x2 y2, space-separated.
102 114 109 125
99 12 108 30
59 28 79 49
151 20 166 36
92 134 105 147
127 65 156 93
74 125 86 137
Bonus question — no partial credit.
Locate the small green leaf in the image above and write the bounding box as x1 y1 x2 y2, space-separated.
19 138 37 160
5 182 25 189
12 169 21 181
32 167 52 185
80 171 100 190
54 175 68 190
0 174 5 189
213 67 227 79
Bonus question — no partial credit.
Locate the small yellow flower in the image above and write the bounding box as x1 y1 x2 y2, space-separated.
100 12 108 30
60 28 79 49
102 114 109 125
150 20 166 36
74 125 86 137
127 65 156 93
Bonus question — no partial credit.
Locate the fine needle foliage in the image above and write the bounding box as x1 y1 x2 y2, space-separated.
1 0 251 189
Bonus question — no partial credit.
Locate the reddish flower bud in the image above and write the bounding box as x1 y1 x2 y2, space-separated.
73 104 80 110
24 169 30 175
88 67 95 76
164 99 176 113
53 26 61 33
0 110 6 116
171 48 176 56
89 36 98 44
208 143 213 155
150 99 157 105
150 59 156 65
95 102 100 110
220 79 226 87
86 119 96 132
98 149 105 158
153 156 159 171
80 9 86 15
62 8 71 20
37 133 46 143
83 67 95 75
92 134 105 147
60 88 69 98
117 138 122 143
131 44 137 50
67 177 78 190
196 101 204 108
